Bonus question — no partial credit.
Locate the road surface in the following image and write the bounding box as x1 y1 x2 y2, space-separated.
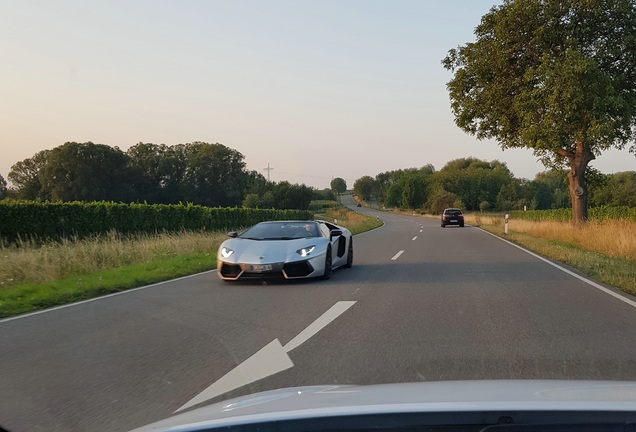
2 200 636 431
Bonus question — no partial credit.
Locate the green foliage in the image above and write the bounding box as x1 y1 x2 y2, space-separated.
443 0 636 222
330 177 347 194
308 200 339 212
0 201 312 244
40 142 136 202
8 142 266 207
426 188 459 214
372 166 434 210
242 181 313 210
443 0 636 159
0 174 6 199
8 149 50 200
312 188 337 201
353 176 375 201
433 158 515 211
401 174 427 209
510 207 636 222
590 171 636 207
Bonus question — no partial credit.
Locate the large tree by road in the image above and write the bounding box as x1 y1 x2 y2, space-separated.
443 0 636 223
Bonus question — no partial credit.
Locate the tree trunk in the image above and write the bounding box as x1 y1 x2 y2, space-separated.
563 141 595 225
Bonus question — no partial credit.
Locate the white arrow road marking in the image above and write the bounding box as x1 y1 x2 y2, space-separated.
175 339 292 412
284 301 356 352
176 301 356 412
391 250 404 260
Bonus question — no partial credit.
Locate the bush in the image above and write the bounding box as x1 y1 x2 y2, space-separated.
0 201 313 244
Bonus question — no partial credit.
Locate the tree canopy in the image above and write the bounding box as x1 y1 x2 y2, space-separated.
352 157 634 213
7 141 311 208
330 177 347 195
443 0 636 223
353 176 375 201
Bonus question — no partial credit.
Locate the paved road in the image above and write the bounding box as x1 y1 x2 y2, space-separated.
2 201 636 431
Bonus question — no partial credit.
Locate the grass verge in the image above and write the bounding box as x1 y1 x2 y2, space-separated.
320 207 384 234
0 252 216 318
0 210 383 319
465 214 636 296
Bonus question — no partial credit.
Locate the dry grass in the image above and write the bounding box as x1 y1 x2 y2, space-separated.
0 230 226 290
321 208 383 235
465 214 635 260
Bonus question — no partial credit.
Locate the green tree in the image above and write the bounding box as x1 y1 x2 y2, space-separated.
8 149 50 200
443 0 636 223
353 176 375 201
401 174 428 210
242 181 313 210
531 170 571 209
591 171 636 207
180 142 248 207
126 142 187 203
0 173 6 199
40 142 136 202
385 182 403 208
432 158 514 210
330 177 347 195
426 188 459 214
242 193 261 208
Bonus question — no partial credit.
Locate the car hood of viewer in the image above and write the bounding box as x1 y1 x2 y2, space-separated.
132 381 636 432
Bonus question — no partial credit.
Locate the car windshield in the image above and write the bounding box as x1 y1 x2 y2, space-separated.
240 222 319 239
1 2 636 432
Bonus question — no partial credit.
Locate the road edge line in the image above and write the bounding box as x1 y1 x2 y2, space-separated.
475 227 636 309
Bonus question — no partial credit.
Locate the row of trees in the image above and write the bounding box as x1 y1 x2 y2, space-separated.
353 157 636 214
3 141 332 210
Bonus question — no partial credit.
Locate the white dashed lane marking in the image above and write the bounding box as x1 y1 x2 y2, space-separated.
391 250 404 261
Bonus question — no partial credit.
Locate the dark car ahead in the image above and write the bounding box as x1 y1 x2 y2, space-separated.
441 208 464 227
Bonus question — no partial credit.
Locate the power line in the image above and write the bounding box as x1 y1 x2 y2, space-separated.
263 163 273 182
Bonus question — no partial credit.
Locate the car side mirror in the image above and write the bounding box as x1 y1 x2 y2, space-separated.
330 229 343 238
227 232 238 238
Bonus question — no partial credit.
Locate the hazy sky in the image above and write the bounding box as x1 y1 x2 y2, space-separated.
1 0 634 189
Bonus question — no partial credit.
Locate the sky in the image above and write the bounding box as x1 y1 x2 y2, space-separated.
1 0 634 190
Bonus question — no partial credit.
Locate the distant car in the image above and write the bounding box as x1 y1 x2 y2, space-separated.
356 203 362 207
441 208 464 227
217 220 353 281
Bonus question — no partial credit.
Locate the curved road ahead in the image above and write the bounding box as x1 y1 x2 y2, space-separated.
2 201 636 431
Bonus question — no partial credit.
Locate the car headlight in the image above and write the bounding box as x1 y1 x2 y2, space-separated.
220 247 234 258
296 245 316 257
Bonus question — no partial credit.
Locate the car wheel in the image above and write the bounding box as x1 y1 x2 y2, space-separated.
344 238 353 268
322 247 332 280
460 223 465 227
441 223 445 228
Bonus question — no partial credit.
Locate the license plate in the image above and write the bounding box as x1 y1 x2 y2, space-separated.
249 264 272 272
450 219 457 222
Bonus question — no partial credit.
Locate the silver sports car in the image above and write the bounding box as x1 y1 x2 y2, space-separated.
217 220 353 281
